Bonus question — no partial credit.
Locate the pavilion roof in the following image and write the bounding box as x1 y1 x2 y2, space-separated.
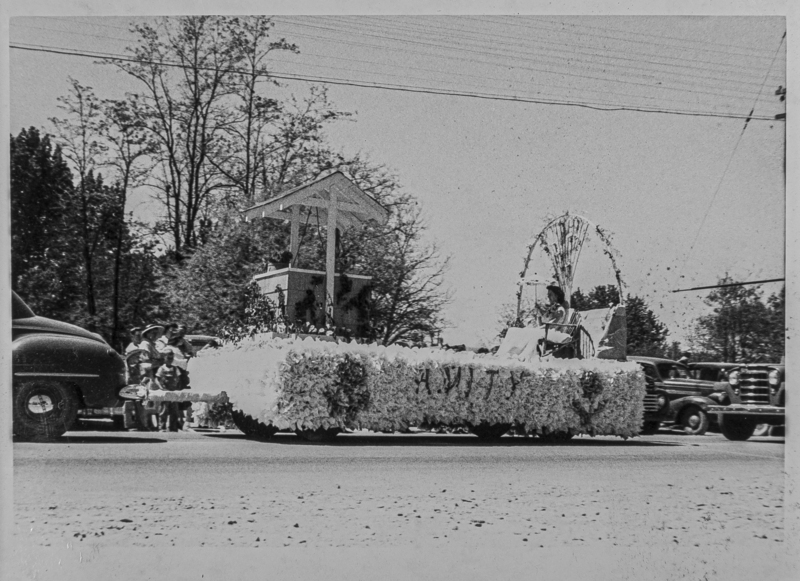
241 171 389 229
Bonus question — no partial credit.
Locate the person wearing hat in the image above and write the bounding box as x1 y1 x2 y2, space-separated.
125 327 143 354
139 324 165 381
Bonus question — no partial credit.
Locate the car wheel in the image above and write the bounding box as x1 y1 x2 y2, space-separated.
680 405 709 436
720 416 756 441
469 423 511 440
640 421 661 435
230 409 278 439
296 427 341 442
13 381 80 442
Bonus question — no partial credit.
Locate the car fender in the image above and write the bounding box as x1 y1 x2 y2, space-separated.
12 333 126 408
669 395 715 415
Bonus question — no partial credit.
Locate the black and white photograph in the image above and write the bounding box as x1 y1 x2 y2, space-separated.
2 2 797 579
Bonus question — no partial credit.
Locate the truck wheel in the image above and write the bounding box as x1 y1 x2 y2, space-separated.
13 381 80 442
296 427 340 442
469 423 511 440
680 405 709 436
231 409 278 440
720 416 756 441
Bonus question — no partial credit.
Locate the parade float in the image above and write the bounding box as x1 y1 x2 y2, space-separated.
187 175 645 441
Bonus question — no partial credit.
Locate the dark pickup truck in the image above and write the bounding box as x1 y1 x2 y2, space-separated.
12 291 135 441
707 363 785 441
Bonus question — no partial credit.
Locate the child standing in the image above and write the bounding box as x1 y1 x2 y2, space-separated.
155 351 182 432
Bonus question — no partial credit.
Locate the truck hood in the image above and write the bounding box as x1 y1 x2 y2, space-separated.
13 315 107 344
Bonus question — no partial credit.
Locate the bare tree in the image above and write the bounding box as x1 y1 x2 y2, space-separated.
50 78 109 329
101 96 158 345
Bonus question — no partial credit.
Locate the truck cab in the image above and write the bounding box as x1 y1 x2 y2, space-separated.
708 363 785 441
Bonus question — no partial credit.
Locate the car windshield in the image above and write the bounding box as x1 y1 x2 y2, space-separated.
12 292 35 319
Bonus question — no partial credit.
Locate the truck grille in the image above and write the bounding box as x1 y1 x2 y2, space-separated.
738 369 771 405
642 373 659 412
643 393 660 412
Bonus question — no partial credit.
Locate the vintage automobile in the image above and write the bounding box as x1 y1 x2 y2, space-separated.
628 356 734 435
708 362 785 441
185 334 222 351
631 358 674 434
11 291 134 441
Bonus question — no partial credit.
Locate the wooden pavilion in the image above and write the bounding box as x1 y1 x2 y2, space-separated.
241 171 389 330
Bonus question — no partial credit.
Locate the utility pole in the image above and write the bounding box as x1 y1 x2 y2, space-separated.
775 85 786 120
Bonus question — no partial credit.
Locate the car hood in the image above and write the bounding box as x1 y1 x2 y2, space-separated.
13 315 107 344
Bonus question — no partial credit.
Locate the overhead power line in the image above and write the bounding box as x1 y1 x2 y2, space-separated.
10 42 781 122
671 278 784 293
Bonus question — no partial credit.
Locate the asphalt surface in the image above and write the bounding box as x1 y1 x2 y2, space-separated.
11 427 792 581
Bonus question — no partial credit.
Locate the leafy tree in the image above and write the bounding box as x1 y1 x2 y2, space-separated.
157 218 286 334
10 127 83 319
691 277 783 362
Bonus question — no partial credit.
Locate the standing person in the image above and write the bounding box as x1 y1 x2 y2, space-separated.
125 327 142 354
156 323 178 352
154 351 182 432
138 324 165 382
171 325 196 359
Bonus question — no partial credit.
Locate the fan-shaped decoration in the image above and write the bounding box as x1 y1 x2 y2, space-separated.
515 212 624 323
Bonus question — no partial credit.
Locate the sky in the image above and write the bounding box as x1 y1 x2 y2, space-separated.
5 6 790 349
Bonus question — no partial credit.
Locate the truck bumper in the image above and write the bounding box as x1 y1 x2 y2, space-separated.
707 404 784 424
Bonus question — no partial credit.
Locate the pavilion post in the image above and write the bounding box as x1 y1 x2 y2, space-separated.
325 186 338 326
290 205 300 265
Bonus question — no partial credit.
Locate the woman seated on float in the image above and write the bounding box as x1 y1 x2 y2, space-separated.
495 284 574 361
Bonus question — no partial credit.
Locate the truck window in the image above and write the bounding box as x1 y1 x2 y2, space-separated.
671 365 690 379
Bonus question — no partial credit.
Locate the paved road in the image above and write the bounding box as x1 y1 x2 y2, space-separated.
12 428 792 581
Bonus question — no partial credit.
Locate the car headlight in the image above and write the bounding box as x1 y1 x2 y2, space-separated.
768 369 781 386
728 370 740 386
657 395 667 409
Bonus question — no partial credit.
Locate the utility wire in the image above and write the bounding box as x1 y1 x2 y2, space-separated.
680 31 786 272
10 42 780 122
275 17 777 103
324 15 783 85
471 15 786 62
16 17 783 103
672 278 784 293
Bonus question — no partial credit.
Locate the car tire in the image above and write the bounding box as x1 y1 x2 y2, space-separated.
680 405 709 436
13 381 80 442
230 409 278 440
720 416 756 441
469 423 511 440
296 427 341 442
